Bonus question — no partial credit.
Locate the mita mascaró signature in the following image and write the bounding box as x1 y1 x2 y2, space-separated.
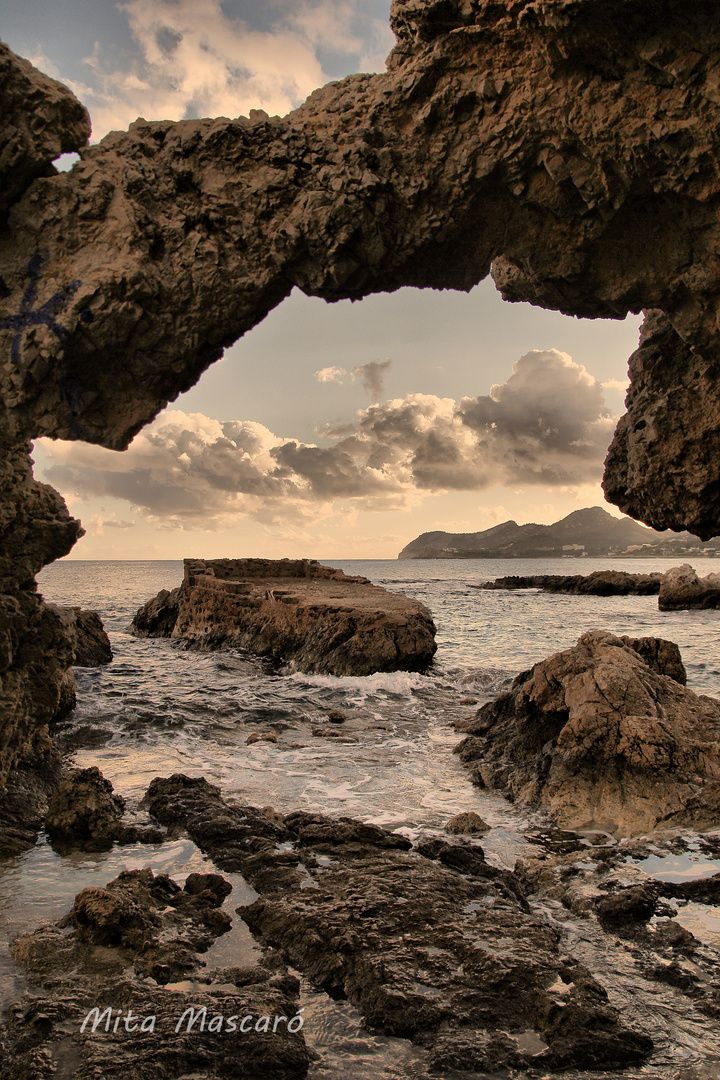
80 1005 305 1035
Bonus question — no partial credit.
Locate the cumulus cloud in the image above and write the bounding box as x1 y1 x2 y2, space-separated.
315 366 347 383
56 0 394 140
457 349 616 485
38 350 617 529
352 358 392 398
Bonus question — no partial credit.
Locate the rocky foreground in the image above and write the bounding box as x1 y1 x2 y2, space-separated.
477 570 662 595
2 862 308 1079
454 631 720 837
10 768 720 1076
130 558 436 677
141 774 653 1074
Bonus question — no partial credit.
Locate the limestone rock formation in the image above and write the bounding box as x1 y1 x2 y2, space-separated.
45 765 163 851
0 41 90 218
478 570 662 595
0 438 82 790
5 0 720 787
603 310 720 538
658 562 720 609
4 865 309 1079
145 773 653 1072
3 5 720 457
46 604 113 665
453 631 720 836
130 558 437 676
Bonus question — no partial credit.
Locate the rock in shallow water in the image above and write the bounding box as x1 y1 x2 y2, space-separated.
143 772 653 1072
4 865 308 1079
45 765 163 851
658 563 720 610
454 630 720 836
478 570 662 595
130 558 437 676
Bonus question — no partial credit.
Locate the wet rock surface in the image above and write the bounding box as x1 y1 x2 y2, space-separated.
478 571 662 595
131 558 437 676
46 605 113 666
2 865 309 1079
453 631 720 836
516 832 720 1028
45 766 163 852
0 742 62 856
658 563 720 610
144 773 654 1072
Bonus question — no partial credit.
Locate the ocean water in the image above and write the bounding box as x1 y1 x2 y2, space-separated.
3 555 720 1077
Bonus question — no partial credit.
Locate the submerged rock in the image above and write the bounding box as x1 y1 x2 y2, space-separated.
130 558 436 676
144 773 653 1072
658 563 720 610
47 605 113 665
478 571 662 595
4 866 309 1079
454 631 720 836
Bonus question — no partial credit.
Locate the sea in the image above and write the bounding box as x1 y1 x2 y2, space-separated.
3 555 720 1078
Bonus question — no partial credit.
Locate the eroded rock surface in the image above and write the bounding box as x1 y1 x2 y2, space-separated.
453 631 720 836
658 563 720 610
603 310 720 538
3 865 309 1079
515 832 720 1026
46 604 113 665
144 773 653 1072
44 765 163 851
478 571 662 595
130 558 437 676
4 1 720 793
0 437 82 790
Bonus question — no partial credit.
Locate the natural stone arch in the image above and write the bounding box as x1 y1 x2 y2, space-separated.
3 0 720 784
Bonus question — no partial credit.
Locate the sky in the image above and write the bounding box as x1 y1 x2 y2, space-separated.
5 0 644 559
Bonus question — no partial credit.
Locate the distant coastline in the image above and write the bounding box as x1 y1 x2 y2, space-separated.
398 506 720 560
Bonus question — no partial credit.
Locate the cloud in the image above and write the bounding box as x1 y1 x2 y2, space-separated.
314 366 347 383
37 349 617 529
54 0 394 141
457 349 616 485
352 358 392 397
601 377 630 393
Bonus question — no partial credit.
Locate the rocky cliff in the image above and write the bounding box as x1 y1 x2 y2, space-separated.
5 0 720 778
130 558 437 676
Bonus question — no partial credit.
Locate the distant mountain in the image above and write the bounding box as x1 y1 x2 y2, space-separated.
397 507 706 559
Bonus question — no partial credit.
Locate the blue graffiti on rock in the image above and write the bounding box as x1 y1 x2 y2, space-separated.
0 251 93 368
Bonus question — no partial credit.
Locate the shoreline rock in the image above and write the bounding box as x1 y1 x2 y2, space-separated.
658 564 720 610
130 558 437 677
45 765 163 852
477 570 662 596
46 605 113 665
4 864 309 1079
453 631 720 837
143 773 653 1073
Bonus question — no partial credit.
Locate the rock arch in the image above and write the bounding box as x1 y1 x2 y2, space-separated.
3 0 720 780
